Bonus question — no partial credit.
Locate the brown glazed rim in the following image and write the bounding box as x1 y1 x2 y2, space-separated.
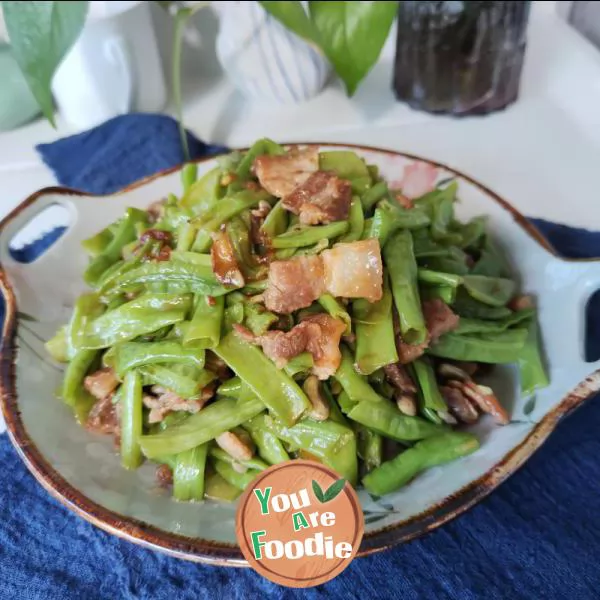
1 142 599 567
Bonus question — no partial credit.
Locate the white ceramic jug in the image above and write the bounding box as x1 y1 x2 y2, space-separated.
51 1 167 131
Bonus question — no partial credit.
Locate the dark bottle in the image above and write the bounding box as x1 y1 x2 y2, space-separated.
393 1 531 115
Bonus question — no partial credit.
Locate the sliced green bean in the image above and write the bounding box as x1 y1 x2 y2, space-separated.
418 268 463 288
340 196 364 242
428 329 528 363
236 138 284 180
319 150 371 193
183 295 224 348
353 274 398 375
204 472 241 501
62 349 99 414
112 341 204 377
355 424 382 472
334 346 383 406
214 331 310 425
284 352 314 377
213 459 261 490
208 446 269 471
139 364 214 398
140 395 265 458
180 166 223 213
271 222 349 249
519 318 549 397
362 431 479 495
361 181 388 212
260 200 288 239
452 289 512 320
181 163 198 193
462 275 516 308
412 357 446 414
244 414 290 465
420 285 456 305
347 398 447 441
74 294 192 350
173 443 208 501
121 370 143 470
455 308 535 335
384 230 427 344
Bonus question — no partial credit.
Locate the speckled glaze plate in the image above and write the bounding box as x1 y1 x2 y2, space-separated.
1 144 599 566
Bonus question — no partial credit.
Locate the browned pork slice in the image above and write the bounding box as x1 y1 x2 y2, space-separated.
263 255 325 313
143 391 205 424
253 146 319 198
235 313 345 380
396 299 460 364
211 229 245 287
322 239 383 303
84 368 119 400
86 394 119 435
383 363 417 395
282 171 352 225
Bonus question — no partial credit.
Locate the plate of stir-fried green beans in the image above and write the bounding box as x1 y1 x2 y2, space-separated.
4 140 599 562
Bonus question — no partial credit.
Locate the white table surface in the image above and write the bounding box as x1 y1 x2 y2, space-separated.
1 2 600 240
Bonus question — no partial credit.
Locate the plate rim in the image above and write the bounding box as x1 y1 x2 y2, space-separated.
1 142 599 566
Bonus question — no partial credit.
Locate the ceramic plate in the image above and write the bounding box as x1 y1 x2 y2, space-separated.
1 144 599 566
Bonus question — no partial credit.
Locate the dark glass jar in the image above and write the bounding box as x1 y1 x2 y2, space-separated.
393 1 531 115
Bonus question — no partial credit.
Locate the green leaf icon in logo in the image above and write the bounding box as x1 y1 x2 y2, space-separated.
312 478 346 503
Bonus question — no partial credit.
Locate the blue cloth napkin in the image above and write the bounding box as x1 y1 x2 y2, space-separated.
2 114 599 599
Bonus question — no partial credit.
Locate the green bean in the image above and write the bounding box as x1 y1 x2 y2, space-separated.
452 289 512 320
430 188 462 245
428 329 528 363
420 285 456 304
183 295 224 348
378 200 431 230
176 222 196 252
318 294 352 335
181 163 198 193
204 472 241 501
213 459 262 490
121 370 143 470
244 414 290 465
217 377 243 398
112 341 204 377
454 308 535 335
173 443 208 501
355 425 382 472
140 395 265 458
519 319 549 397
457 216 486 249
412 357 446 414
227 216 265 280
340 196 364 242
412 229 453 258
471 237 511 278
191 189 271 252
180 166 223 213
384 230 427 344
214 331 310 425
417 269 463 288
353 274 398 374
241 279 269 295
45 326 69 363
334 346 383 406
62 349 99 413
463 275 516 308
336 390 356 414
271 222 349 249
209 446 269 471
74 293 192 350
362 431 479 495
223 303 245 332
159 411 190 430
67 293 105 354
260 200 288 239
361 181 388 212
322 383 349 426
243 302 278 336
347 398 447 441
420 250 470 276
140 364 214 398
84 208 148 286
283 352 314 377
82 223 117 257
319 150 371 193
265 415 358 485
100 258 231 298
236 138 284 180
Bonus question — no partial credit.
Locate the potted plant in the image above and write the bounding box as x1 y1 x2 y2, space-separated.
2 1 397 151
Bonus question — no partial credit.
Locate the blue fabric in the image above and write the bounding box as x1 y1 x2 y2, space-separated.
1 114 599 599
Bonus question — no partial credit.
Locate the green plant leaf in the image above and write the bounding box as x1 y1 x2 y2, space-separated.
323 477 346 502
2 1 89 126
308 0 398 96
311 479 325 503
260 1 318 44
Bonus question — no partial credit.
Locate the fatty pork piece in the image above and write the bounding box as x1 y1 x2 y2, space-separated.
396 299 460 364
263 239 384 314
321 239 383 303
253 146 319 198
282 171 352 225
235 313 346 380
